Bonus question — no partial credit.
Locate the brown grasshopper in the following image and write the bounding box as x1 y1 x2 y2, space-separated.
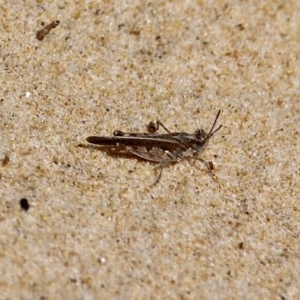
86 110 222 185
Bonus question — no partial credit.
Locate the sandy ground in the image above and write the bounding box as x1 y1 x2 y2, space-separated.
1 1 300 299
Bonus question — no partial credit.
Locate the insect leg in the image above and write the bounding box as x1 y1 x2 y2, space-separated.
152 164 164 186
189 157 217 178
151 150 183 186
156 120 171 133
194 157 211 170
152 159 174 186
147 120 171 134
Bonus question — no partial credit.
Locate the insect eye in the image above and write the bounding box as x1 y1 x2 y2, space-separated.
195 129 207 141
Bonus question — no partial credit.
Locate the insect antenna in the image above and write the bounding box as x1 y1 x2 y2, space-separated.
207 109 222 139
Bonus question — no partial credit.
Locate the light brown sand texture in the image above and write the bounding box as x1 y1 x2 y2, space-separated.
1 1 300 299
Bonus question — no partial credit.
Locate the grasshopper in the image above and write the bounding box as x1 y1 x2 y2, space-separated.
86 110 222 185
